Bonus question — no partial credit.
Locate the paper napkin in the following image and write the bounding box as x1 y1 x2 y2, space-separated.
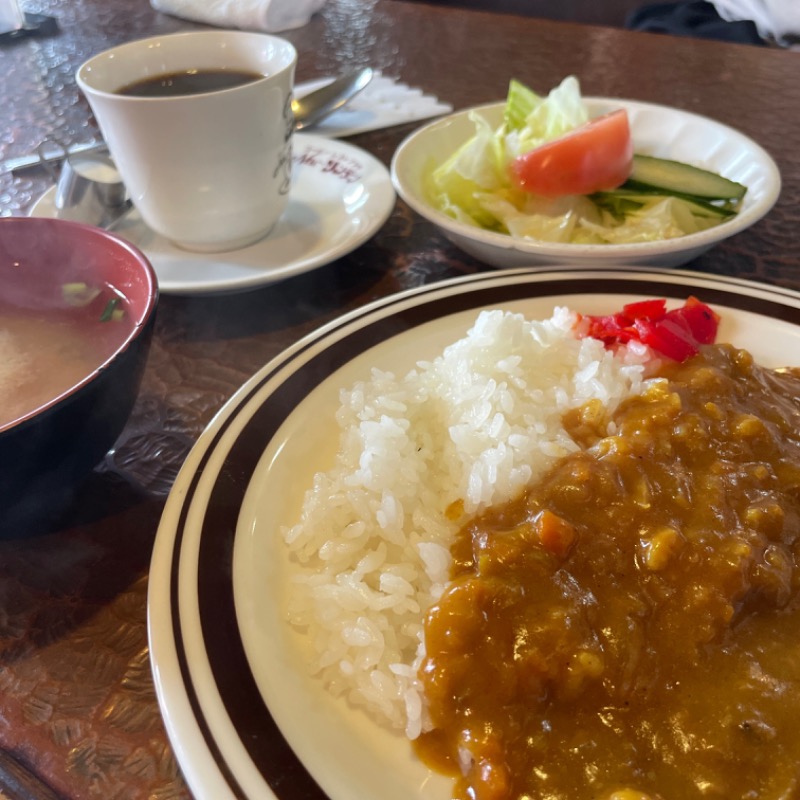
150 0 326 32
295 72 453 138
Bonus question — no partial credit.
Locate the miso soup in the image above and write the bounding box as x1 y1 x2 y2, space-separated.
0 297 131 430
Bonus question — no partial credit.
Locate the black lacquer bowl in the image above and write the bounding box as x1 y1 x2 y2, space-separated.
0 216 158 535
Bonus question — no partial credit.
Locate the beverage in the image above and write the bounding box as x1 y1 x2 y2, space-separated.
117 68 264 97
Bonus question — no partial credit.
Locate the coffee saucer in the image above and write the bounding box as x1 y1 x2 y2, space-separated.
29 134 396 295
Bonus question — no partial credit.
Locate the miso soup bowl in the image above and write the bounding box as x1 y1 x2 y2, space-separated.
0 217 158 535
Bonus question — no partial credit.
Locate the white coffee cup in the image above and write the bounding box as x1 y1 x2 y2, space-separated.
77 31 296 252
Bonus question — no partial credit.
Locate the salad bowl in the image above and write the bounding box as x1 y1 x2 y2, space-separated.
391 98 781 269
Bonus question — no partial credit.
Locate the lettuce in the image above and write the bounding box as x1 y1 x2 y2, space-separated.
427 76 723 245
504 75 588 157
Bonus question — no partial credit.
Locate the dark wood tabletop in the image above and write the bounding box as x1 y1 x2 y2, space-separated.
0 0 798 798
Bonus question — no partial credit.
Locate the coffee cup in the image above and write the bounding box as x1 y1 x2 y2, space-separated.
77 31 296 253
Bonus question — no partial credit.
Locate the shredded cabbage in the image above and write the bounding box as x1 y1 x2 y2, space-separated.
427 76 727 245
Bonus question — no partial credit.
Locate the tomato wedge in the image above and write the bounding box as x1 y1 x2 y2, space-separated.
576 296 720 362
510 109 633 197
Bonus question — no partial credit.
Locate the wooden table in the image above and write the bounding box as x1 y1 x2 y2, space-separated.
0 1 798 797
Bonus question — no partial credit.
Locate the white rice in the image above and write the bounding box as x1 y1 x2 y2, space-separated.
282 307 651 739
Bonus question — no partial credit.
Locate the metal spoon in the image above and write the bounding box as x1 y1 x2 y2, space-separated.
292 66 373 130
4 67 375 175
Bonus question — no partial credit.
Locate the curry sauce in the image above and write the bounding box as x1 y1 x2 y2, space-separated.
417 344 800 800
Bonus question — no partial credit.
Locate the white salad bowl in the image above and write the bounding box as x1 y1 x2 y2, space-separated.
390 99 781 269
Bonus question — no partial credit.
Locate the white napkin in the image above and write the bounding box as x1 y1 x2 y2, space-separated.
150 0 326 32
711 0 800 46
0 0 25 34
295 72 454 138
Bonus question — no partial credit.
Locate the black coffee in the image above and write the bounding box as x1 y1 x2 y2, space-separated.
117 68 264 97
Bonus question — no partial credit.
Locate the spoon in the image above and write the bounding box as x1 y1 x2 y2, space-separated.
5 67 375 175
292 66 373 131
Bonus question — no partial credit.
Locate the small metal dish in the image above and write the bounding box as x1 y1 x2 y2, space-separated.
43 141 132 229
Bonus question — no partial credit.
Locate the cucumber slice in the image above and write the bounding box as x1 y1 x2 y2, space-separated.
592 189 737 220
625 154 747 201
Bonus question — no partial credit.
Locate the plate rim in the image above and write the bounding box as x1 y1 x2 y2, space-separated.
30 132 397 296
147 266 800 800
